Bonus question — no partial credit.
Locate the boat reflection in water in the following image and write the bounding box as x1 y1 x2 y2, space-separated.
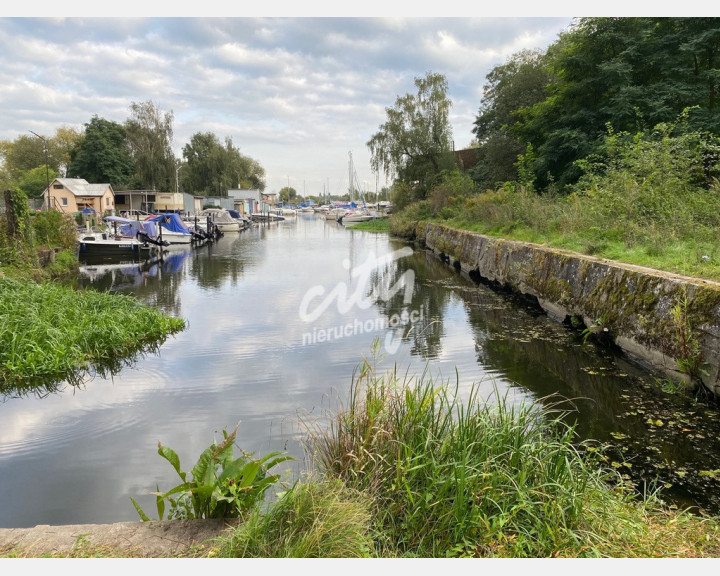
77 249 192 292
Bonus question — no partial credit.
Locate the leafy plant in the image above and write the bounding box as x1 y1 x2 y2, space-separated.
671 293 708 381
582 312 611 344
131 424 292 521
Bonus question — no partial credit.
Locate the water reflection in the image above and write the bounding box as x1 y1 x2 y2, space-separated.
76 248 193 318
1 215 720 530
368 233 720 514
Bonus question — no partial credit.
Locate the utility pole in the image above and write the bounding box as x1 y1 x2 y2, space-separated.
29 130 50 210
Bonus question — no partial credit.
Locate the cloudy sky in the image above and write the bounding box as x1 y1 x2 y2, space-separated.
1 13 577 196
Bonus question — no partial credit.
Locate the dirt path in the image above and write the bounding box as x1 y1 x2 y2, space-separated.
0 519 239 557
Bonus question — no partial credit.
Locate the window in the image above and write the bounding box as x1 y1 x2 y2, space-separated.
53 184 63 189
61 198 68 206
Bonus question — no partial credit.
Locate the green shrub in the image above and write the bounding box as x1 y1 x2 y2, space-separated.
31 211 77 249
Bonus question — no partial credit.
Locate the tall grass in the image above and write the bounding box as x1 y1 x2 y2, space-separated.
215 479 375 558
304 353 720 557
0 277 185 388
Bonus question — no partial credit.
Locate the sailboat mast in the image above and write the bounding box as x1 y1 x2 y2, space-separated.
348 151 354 202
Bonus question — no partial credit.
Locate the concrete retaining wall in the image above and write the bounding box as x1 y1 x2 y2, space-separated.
408 222 720 395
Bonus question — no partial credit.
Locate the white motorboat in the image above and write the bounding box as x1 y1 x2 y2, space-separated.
147 213 194 245
197 208 242 232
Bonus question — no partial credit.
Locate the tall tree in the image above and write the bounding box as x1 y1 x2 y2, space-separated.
367 72 454 199
471 49 551 190
67 116 134 186
16 165 58 198
181 132 265 195
49 126 83 177
514 17 720 191
1 134 48 178
124 100 176 191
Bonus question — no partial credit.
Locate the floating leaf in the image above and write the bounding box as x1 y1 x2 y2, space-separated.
699 470 720 480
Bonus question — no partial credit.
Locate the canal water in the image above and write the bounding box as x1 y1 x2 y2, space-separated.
1 214 720 529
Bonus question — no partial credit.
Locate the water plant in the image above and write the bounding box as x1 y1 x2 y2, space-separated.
671 292 708 382
131 424 292 521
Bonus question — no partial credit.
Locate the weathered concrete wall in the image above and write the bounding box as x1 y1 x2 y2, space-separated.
410 222 720 395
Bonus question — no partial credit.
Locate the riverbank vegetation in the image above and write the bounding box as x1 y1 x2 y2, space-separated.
0 277 185 390
265 358 718 558
0 189 79 282
389 116 720 280
0 188 186 390
344 217 390 233
41 354 720 558
369 18 720 282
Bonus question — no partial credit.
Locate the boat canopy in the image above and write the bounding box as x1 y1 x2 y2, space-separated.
105 215 158 238
149 213 191 234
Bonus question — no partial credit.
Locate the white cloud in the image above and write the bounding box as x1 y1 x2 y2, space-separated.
0 17 574 194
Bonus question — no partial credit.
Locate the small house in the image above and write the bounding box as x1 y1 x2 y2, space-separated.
44 178 114 215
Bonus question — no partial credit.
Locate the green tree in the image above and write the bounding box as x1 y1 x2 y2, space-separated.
1 127 82 181
278 186 297 204
367 72 454 200
1 134 47 178
67 116 134 187
515 17 720 191
125 100 176 191
471 49 550 190
182 132 265 195
49 126 83 177
16 166 58 199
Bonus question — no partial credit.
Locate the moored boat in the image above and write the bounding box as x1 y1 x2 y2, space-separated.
339 209 378 224
76 216 168 260
197 208 242 232
147 213 196 245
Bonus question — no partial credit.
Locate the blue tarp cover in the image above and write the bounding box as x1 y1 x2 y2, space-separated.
105 215 158 238
149 213 191 234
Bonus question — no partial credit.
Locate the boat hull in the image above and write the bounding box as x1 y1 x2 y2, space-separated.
77 238 152 258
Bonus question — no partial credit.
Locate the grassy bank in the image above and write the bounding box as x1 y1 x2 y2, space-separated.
388 122 720 282
212 352 720 558
0 277 185 389
390 185 720 282
344 217 390 233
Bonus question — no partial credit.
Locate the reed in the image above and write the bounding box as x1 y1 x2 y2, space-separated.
304 352 720 557
0 277 185 387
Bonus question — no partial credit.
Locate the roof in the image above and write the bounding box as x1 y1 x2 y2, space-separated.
54 178 113 197
453 148 479 171
228 189 263 201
